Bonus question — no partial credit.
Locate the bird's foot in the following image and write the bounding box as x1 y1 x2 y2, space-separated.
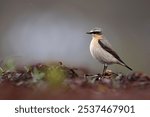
84 70 118 84
102 69 117 77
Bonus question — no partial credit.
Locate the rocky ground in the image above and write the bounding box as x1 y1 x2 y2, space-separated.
0 60 150 99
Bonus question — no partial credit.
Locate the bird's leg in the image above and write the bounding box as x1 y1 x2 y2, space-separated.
102 64 108 76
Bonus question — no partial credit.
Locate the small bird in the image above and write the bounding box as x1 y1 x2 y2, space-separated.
86 27 132 75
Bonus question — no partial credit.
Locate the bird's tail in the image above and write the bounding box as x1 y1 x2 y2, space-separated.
119 62 133 71
124 64 133 71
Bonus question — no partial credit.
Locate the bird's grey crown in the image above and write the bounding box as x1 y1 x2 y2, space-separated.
90 27 102 32
86 27 102 34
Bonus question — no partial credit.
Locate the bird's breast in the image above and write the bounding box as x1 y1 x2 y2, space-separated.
90 39 100 59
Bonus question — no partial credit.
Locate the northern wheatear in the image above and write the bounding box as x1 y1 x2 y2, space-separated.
86 27 132 75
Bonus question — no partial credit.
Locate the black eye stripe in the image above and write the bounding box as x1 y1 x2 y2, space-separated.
92 32 102 34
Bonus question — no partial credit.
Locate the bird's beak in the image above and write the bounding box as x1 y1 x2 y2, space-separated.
86 32 92 34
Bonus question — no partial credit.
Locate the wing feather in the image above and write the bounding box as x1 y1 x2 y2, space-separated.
98 39 125 64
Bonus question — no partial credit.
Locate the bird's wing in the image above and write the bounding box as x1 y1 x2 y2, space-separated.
100 37 112 48
98 39 125 64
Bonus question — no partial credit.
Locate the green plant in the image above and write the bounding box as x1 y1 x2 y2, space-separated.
31 67 45 83
46 65 67 87
0 67 4 76
3 58 16 72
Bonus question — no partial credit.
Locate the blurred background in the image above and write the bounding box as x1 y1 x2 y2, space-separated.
0 0 150 74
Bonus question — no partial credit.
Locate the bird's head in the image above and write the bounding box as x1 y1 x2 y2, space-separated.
86 27 103 40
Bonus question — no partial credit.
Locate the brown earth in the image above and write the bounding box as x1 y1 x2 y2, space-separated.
0 63 150 100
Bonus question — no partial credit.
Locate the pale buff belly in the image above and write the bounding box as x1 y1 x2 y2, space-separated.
90 39 118 64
